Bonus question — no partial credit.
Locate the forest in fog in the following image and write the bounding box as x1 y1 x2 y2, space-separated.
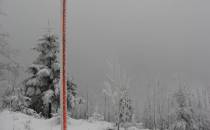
1 0 210 130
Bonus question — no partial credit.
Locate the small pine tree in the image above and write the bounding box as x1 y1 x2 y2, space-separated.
103 60 133 130
170 87 197 130
67 80 85 118
67 80 77 111
116 88 133 130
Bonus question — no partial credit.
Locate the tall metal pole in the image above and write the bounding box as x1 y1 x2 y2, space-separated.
61 0 67 129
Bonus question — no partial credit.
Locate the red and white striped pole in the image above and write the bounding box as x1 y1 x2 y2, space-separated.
61 0 67 130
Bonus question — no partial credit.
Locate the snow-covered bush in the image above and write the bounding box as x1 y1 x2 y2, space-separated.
22 107 41 118
1 86 30 111
0 85 42 118
170 120 186 130
127 126 140 130
42 89 54 105
89 112 104 122
24 119 33 130
88 106 104 122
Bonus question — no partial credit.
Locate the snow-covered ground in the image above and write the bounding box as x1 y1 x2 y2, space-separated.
0 110 112 130
70 118 112 130
0 110 60 130
0 110 148 130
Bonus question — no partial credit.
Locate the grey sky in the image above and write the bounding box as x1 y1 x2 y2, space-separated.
2 0 210 113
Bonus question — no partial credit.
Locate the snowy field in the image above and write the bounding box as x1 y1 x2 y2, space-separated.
0 110 149 130
0 110 113 130
0 110 61 130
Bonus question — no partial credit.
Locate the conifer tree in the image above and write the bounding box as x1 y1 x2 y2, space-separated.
67 80 77 111
117 87 133 130
103 59 133 130
67 80 84 118
24 32 60 118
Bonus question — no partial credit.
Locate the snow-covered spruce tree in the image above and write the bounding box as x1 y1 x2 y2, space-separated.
103 59 133 130
67 79 84 118
169 86 210 130
117 87 133 130
169 87 197 130
23 33 60 118
67 80 77 113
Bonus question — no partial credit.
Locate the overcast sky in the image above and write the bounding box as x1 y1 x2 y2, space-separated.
2 0 210 113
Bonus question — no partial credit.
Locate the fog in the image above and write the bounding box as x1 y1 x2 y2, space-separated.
2 0 210 114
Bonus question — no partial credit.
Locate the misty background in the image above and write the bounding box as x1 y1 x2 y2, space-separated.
1 0 210 116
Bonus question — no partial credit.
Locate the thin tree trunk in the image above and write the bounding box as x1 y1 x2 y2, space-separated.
86 89 89 119
167 94 170 130
104 94 107 121
108 99 110 122
48 103 52 118
153 83 157 130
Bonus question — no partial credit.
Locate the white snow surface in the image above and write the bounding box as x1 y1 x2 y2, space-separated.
0 110 112 130
70 118 112 130
37 68 50 78
0 110 60 130
0 110 148 130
